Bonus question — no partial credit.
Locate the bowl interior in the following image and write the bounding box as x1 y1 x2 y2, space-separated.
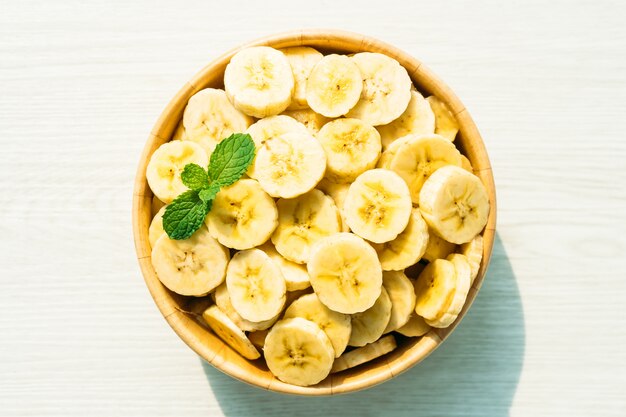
132 30 496 395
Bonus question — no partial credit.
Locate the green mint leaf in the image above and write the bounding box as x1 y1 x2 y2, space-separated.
198 185 219 203
162 190 210 240
207 133 255 189
180 163 209 191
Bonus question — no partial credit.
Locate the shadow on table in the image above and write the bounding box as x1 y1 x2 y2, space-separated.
203 233 524 417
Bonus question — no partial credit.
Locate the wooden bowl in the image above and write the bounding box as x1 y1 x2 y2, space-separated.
132 29 497 395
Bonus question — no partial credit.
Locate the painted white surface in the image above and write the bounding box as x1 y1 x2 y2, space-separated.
1 0 625 415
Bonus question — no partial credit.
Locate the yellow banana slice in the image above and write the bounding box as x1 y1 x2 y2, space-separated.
413 259 457 320
307 233 383 314
182 88 253 154
171 121 187 141
271 189 341 264
226 249 286 322
419 165 490 244
331 334 397 373
316 178 351 232
306 54 363 118
283 293 352 357
382 271 417 333
346 52 412 126
426 254 471 328
224 46 294 118
377 90 435 150
459 234 484 283
202 305 260 360
371 208 429 271
258 242 311 291
213 283 278 332
148 205 167 248
281 108 331 135
205 179 278 250
248 328 269 349
460 155 473 172
151 226 229 296
422 229 457 262
343 168 412 243
254 131 326 198
264 318 335 386
426 95 459 141
281 46 324 110
146 141 208 203
317 118 382 183
396 312 431 337
349 287 392 347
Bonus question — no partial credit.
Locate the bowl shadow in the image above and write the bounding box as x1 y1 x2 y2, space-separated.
203 233 524 417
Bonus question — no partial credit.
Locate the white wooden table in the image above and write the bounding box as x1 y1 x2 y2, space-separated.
1 0 625 415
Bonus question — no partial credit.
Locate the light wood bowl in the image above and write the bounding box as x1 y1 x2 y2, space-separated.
132 29 497 395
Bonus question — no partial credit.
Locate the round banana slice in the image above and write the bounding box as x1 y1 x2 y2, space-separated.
349 287 392 347
146 141 209 203
460 155 474 172
281 109 331 135
426 254 472 328
247 328 269 349
254 131 326 199
148 205 167 248
371 208 429 271
422 229 456 262
226 249 286 322
271 189 341 264
258 242 311 291
151 226 229 296
316 178 351 232
459 234 484 283
386 134 463 204
343 169 412 243
376 133 414 169
317 118 382 183
205 179 278 250
213 283 278 332
382 271 417 333
171 121 187 141
346 52 412 126
306 54 363 118
264 318 335 387
426 95 459 142
224 46 294 118
413 259 457 320
307 233 383 314
281 46 324 110
377 90 435 150
396 313 431 337
331 334 397 373
202 305 261 360
182 88 253 154
283 293 352 357
419 165 490 244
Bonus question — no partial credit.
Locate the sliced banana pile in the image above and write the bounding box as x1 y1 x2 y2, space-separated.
146 45 489 387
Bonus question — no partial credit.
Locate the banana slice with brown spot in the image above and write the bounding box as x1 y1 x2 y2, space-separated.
281 46 324 110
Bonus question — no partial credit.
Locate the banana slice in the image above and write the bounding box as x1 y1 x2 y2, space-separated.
202 305 261 360
151 195 165 218
205 179 278 250
422 229 456 262
459 234 483 283
396 313 431 337
460 155 473 172
271 189 341 264
151 226 229 296
349 287 392 347
331 334 397 373
283 293 352 357
419 165 490 244
382 271 417 333
281 46 324 110
377 90 435 150
146 141 209 203
386 134 463 204
281 109 331 135
426 95 459 142
171 121 187 141
148 205 167 248
317 118 382 183
413 259 457 321
426 254 472 328
245 115 309 178
182 88 253 154
376 133 414 169
254 131 326 198
316 178 350 232
307 233 382 314
371 208 429 271
346 52 412 126
343 169 412 243
224 46 294 118
226 249 286 322
264 317 335 386
213 283 278 332
258 242 310 291
306 54 363 118
248 328 269 349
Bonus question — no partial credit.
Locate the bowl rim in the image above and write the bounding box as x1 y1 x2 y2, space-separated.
132 29 497 395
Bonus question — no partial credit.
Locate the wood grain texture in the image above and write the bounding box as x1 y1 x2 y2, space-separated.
1 0 625 415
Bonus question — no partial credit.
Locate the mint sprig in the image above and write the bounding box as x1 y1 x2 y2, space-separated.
162 133 255 240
